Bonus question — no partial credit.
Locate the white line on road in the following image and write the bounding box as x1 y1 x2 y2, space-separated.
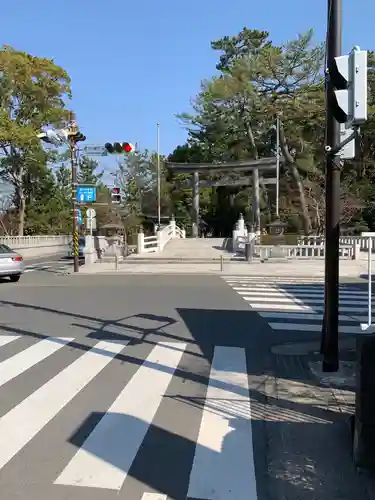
269 322 360 333
258 311 356 321
141 494 168 500
241 295 373 306
223 276 325 281
232 287 369 298
247 302 369 313
0 337 73 388
187 346 257 500
248 302 315 311
55 341 187 491
0 336 19 348
0 340 128 472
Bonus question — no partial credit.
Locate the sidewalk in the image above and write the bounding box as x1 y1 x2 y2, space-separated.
264 338 375 499
76 258 368 277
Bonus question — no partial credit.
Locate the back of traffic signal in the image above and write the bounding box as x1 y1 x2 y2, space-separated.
105 142 135 154
111 187 121 204
327 45 368 159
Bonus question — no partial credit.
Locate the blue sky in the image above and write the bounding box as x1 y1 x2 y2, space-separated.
2 0 374 180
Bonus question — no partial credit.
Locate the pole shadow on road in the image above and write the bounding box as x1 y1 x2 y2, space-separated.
0 298 367 498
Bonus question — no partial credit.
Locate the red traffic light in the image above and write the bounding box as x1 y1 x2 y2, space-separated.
123 143 133 153
104 142 134 154
112 187 120 194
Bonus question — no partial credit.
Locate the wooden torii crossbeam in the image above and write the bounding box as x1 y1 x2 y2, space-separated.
164 157 281 236
164 156 282 173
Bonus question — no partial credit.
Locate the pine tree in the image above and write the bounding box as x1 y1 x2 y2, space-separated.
77 156 104 185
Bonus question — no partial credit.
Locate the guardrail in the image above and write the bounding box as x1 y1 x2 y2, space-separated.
0 235 70 248
298 235 375 251
136 219 185 254
256 244 354 260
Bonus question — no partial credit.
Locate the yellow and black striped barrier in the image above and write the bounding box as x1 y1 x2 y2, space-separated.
72 231 79 256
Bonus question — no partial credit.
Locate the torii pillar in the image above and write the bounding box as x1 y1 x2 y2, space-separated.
192 171 199 237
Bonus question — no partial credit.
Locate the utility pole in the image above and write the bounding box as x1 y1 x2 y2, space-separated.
156 122 161 227
68 112 80 273
276 114 280 218
321 0 342 371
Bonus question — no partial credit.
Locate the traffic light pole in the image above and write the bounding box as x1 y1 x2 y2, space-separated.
69 115 80 273
156 123 161 228
321 0 342 371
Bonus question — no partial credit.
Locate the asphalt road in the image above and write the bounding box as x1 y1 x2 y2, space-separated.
0 273 372 500
22 253 81 276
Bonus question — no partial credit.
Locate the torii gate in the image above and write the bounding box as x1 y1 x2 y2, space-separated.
165 157 281 237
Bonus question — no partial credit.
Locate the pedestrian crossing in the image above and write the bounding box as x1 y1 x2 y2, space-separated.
0 335 258 499
24 263 71 274
222 275 372 334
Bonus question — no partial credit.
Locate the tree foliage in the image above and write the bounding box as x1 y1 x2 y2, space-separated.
0 45 72 234
170 28 375 235
2 28 375 239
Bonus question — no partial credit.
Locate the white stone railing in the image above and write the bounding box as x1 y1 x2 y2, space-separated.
136 219 185 254
0 235 70 248
256 244 354 260
297 235 375 251
0 234 71 258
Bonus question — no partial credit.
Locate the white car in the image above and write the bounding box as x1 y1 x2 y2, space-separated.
0 244 24 282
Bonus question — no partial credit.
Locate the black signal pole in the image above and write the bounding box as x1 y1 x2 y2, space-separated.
321 0 342 371
68 112 80 274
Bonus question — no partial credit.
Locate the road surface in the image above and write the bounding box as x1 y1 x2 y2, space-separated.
0 272 372 500
22 253 80 276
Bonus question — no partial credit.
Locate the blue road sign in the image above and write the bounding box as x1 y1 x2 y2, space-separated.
76 186 97 203
77 208 83 225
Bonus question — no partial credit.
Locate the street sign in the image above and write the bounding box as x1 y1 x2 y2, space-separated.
76 186 97 203
86 217 97 230
86 208 96 218
82 145 108 156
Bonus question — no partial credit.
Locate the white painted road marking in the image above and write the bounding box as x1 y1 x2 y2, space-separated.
0 340 128 472
248 302 316 311
240 293 373 306
0 336 19 348
223 276 372 333
0 337 73 387
269 322 361 333
232 287 369 298
187 346 257 500
141 494 168 500
259 311 355 321
55 342 187 491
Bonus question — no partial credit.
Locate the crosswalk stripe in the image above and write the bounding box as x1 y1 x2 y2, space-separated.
253 304 369 313
0 340 128 472
268 322 360 333
232 287 369 298
0 336 19 348
222 276 373 333
0 337 73 388
258 311 354 321
55 341 187 491
141 494 167 500
241 294 371 306
249 302 316 311
187 346 257 500
222 276 325 281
